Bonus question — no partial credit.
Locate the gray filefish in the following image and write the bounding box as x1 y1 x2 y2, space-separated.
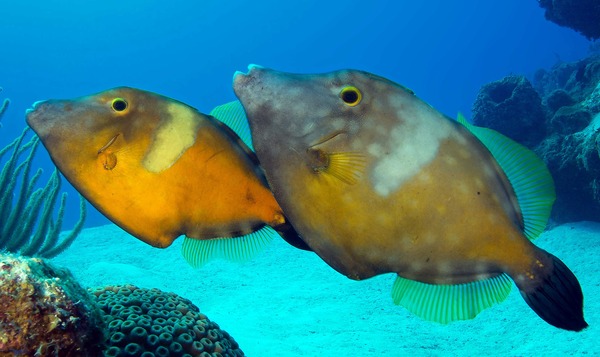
232 65 587 331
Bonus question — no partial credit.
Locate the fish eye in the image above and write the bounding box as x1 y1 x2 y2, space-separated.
111 98 128 112
340 86 362 106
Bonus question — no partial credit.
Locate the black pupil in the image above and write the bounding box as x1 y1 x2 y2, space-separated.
113 100 127 111
342 90 358 103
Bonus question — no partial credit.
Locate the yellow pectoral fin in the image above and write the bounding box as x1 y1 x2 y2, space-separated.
309 149 367 185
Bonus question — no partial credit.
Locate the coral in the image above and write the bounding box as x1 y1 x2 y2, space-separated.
534 55 600 103
0 93 86 258
472 75 546 148
90 285 244 357
472 55 600 223
538 0 600 40
546 89 576 113
0 253 105 356
548 105 592 135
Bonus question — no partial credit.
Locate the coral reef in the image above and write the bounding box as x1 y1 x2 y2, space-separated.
471 55 600 223
0 94 86 258
90 285 244 357
0 253 105 356
471 75 546 148
538 0 600 40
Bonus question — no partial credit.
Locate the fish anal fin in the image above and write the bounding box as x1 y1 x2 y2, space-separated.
181 226 276 268
391 273 513 324
308 149 367 185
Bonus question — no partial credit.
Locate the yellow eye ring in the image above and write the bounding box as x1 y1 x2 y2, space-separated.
340 86 362 106
111 98 128 112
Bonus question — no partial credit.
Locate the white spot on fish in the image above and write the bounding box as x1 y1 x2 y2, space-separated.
367 143 384 157
438 262 452 273
143 103 201 173
487 213 499 225
458 148 471 159
453 131 468 146
418 172 432 183
330 118 345 131
444 156 458 166
458 183 469 194
483 164 495 178
474 177 484 190
424 232 436 245
411 262 424 272
474 262 489 273
371 109 451 196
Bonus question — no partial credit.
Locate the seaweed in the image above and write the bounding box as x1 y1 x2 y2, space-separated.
0 94 86 258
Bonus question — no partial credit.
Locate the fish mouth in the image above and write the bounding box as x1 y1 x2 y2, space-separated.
233 64 269 114
25 100 46 116
233 64 264 79
25 100 53 134
233 64 264 93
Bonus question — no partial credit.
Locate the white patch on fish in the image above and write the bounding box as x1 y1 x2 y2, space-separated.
370 108 451 196
143 102 201 173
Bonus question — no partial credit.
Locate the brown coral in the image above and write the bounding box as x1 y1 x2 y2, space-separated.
90 285 244 357
0 253 105 356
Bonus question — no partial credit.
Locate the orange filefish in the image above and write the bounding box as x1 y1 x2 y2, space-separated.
232 65 587 331
26 87 309 266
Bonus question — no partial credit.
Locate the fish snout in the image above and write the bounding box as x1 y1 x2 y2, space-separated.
25 100 50 128
233 64 265 97
25 100 70 136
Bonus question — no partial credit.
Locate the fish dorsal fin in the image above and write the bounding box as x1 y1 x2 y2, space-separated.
457 114 555 240
210 100 254 150
181 226 276 268
309 150 367 185
391 274 513 324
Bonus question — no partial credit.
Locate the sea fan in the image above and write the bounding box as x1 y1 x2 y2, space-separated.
0 95 86 258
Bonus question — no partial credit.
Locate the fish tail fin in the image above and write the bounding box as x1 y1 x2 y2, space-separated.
518 249 587 331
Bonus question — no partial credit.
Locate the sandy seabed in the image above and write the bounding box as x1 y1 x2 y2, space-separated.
53 222 599 356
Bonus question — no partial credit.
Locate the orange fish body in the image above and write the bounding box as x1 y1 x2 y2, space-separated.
233 66 587 331
26 87 305 265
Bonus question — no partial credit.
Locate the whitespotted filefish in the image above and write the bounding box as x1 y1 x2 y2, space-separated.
232 65 587 331
26 87 309 267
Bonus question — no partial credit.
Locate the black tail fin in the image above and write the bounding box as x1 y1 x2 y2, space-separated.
520 250 587 331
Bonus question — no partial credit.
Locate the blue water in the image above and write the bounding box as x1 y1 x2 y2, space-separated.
0 1 592 228
1 2 597 355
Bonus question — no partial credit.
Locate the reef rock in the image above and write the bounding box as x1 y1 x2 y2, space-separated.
91 285 244 357
472 75 546 148
537 114 600 222
538 0 600 40
0 253 105 356
472 55 600 223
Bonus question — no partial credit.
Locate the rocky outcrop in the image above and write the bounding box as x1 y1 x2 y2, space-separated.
0 253 106 356
472 75 546 148
538 0 600 40
472 55 600 223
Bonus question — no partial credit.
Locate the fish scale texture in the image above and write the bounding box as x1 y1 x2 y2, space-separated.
90 285 244 357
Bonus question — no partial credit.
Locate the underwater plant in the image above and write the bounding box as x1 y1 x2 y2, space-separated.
0 95 86 258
